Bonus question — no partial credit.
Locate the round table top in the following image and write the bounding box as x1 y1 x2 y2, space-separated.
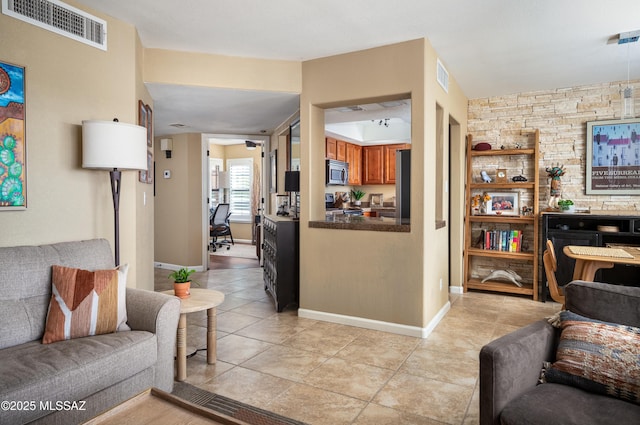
161 288 225 314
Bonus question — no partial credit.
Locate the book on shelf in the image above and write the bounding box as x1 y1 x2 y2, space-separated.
480 229 523 252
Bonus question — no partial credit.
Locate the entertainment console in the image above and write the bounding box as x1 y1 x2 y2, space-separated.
541 212 640 300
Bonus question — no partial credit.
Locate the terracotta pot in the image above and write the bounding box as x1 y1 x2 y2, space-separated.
173 281 191 298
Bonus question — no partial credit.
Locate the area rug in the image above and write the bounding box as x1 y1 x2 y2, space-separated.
211 242 258 259
172 382 307 425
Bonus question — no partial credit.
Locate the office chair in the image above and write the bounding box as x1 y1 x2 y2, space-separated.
210 203 234 251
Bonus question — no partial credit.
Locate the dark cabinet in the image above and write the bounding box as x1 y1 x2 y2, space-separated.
262 215 299 312
541 212 640 300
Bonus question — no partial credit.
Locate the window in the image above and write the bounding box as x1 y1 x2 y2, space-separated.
227 158 253 222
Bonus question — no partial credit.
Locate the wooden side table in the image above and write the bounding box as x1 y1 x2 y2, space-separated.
161 288 225 382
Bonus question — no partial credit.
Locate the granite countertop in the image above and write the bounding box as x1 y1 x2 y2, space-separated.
309 215 410 232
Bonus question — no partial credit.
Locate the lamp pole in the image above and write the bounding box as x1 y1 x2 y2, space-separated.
110 169 122 266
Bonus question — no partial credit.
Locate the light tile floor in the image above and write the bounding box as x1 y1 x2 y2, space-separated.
155 264 561 425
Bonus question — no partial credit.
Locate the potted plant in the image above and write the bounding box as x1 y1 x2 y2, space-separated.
557 199 575 213
168 268 197 298
351 189 366 206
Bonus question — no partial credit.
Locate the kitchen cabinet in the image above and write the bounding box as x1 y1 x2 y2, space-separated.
363 144 410 185
346 143 362 185
384 144 410 184
326 137 337 160
463 130 540 300
363 146 384 184
336 140 347 161
262 215 299 312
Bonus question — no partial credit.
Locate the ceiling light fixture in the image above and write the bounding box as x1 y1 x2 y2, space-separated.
372 118 390 127
245 140 262 151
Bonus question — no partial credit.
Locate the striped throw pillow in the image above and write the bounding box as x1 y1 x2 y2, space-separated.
42 264 129 344
543 310 640 404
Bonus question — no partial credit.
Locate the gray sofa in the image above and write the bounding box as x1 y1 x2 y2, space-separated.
0 239 180 424
480 280 640 425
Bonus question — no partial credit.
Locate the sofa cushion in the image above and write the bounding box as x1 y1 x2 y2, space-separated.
543 310 640 405
500 383 640 425
0 330 156 424
0 239 114 349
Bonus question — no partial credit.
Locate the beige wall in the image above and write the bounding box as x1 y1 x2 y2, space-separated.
154 133 203 267
300 39 468 330
468 80 640 213
0 3 151 288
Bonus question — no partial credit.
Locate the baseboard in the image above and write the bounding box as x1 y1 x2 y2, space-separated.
153 262 206 272
449 285 464 294
298 301 450 339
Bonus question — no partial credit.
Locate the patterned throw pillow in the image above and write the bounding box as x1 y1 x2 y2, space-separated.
543 310 640 404
42 264 129 344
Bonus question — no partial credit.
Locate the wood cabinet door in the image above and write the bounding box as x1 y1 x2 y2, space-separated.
346 143 362 185
326 137 337 159
336 140 347 162
384 144 410 184
363 146 384 184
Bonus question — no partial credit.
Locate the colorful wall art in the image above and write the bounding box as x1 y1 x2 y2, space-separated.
0 61 26 210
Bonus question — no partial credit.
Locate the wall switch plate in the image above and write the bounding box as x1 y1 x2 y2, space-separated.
163 170 171 179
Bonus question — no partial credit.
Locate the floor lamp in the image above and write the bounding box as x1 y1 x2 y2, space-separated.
82 120 147 266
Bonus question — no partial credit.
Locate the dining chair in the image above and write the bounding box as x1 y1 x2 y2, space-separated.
543 239 565 306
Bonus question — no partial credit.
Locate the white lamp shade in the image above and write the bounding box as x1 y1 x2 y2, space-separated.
218 171 230 188
82 120 148 170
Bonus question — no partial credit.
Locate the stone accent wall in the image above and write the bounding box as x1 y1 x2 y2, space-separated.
468 80 640 212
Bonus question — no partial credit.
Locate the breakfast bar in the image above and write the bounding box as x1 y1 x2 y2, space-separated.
309 215 410 232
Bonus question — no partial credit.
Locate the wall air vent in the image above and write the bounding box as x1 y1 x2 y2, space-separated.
2 0 107 50
436 58 449 93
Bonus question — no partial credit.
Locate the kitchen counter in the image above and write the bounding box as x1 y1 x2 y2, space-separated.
309 215 410 232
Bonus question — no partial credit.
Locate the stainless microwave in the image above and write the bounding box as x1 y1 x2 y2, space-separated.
326 160 349 185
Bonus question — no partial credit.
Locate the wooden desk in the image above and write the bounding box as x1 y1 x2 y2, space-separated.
563 245 640 281
161 288 225 382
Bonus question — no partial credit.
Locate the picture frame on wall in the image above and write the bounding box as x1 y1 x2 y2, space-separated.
0 60 27 210
586 118 640 195
486 192 519 216
137 100 153 184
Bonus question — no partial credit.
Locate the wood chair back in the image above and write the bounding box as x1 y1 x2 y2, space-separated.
543 239 565 306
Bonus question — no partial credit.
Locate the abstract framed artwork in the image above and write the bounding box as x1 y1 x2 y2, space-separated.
586 118 640 195
0 60 26 210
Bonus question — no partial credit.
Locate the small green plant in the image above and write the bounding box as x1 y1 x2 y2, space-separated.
168 268 197 284
557 199 574 211
351 189 366 201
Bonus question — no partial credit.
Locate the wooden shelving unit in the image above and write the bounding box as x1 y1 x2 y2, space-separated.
463 130 540 300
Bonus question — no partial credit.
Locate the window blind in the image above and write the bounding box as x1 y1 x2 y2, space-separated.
227 158 253 222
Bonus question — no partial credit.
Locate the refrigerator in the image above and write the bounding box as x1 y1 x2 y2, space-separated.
396 149 411 219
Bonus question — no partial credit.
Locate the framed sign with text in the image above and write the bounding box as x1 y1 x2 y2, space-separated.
586 118 640 195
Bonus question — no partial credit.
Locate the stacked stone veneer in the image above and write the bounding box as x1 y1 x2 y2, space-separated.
468 79 640 212
467 80 639 290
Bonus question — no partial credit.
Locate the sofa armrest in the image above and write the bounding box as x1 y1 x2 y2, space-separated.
126 288 180 392
479 320 557 425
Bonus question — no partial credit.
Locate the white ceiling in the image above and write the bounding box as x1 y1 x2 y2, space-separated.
75 0 640 139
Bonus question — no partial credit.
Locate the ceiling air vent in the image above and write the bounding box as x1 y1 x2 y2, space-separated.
2 0 107 50
436 58 449 93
